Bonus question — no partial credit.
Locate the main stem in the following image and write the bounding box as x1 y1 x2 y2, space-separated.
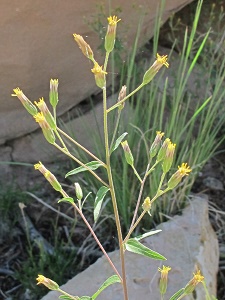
103 86 129 300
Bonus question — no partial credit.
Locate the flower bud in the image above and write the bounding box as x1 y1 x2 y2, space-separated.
35 98 56 130
117 85 126 110
91 63 107 89
142 197 151 212
74 182 83 200
121 140 134 166
73 34 95 62
162 142 176 174
158 265 171 295
105 16 121 53
49 79 59 108
142 54 169 85
12 87 38 116
34 112 56 144
36 274 59 291
183 270 204 295
167 163 192 189
157 138 170 162
149 131 164 158
34 162 62 192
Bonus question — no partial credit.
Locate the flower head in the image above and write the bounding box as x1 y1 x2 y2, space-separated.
156 53 169 68
142 197 151 212
34 162 62 192
107 15 121 26
91 63 107 89
12 87 38 116
117 85 127 110
105 16 121 53
34 112 55 144
121 140 134 166
167 163 192 190
157 138 170 162
36 274 59 290
184 269 204 295
34 98 56 130
49 79 59 108
158 265 171 295
142 53 169 85
162 142 176 173
178 163 192 176
73 34 95 62
150 131 165 158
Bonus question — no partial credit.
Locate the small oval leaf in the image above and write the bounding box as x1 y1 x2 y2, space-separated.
110 132 128 154
125 238 166 260
80 297 92 300
65 161 104 178
92 275 121 300
58 197 74 204
169 288 185 300
94 186 109 222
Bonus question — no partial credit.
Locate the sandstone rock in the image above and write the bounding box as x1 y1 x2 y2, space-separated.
41 196 219 300
1 0 194 155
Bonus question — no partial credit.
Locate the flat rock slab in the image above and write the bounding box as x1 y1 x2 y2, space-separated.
41 196 219 300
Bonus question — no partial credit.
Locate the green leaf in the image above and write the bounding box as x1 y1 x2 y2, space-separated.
169 288 185 300
135 229 162 241
94 186 109 222
59 295 79 300
92 275 121 300
58 197 74 204
125 238 166 260
65 161 104 178
110 132 128 154
80 297 92 300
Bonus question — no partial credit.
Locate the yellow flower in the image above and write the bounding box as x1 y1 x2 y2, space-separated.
12 87 38 116
34 162 62 192
107 15 121 26
158 265 171 295
178 163 192 176
142 197 151 212
91 63 107 89
34 98 56 130
156 53 169 68
184 269 204 295
162 142 176 173
167 163 192 190
142 53 169 85
34 112 55 144
36 274 59 290
105 16 121 53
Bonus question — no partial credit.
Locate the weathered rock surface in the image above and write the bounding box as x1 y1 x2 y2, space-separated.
0 0 194 161
41 196 219 300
